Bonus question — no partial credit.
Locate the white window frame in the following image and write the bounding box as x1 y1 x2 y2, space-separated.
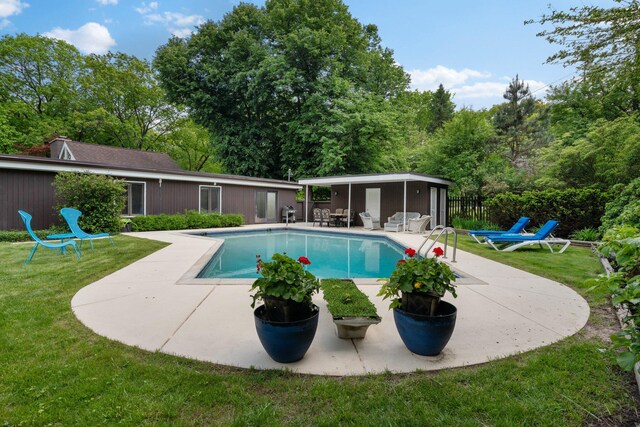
123 180 146 216
198 185 222 214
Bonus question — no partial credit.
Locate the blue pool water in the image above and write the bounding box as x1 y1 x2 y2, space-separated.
197 229 407 279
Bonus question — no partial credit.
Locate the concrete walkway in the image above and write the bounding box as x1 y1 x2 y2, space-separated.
71 224 590 375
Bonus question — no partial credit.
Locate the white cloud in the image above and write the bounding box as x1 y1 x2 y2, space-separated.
0 0 28 17
96 0 117 5
135 1 158 15
408 65 490 91
44 22 116 54
0 0 28 28
408 65 549 108
136 2 203 38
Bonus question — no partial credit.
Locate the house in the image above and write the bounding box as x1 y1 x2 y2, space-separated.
0 138 301 230
298 173 455 228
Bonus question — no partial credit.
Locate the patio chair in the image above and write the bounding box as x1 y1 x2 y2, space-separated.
469 216 530 243
47 208 114 251
335 208 344 215
312 208 322 226
486 220 570 253
320 208 331 227
407 215 431 234
339 209 355 227
18 210 80 265
383 212 421 232
359 211 380 230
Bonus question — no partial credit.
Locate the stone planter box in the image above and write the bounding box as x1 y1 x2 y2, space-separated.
333 316 381 339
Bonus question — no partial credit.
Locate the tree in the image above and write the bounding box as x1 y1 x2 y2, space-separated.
154 0 409 179
529 1 640 112
0 34 83 148
493 75 549 171
162 119 222 172
419 109 496 194
426 84 455 133
78 53 180 150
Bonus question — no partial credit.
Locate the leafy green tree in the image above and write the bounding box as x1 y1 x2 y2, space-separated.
162 119 222 172
426 84 455 133
536 115 640 189
154 0 409 179
419 109 496 194
0 34 82 148
78 53 180 150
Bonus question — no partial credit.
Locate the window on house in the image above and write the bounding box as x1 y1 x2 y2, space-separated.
200 186 221 213
123 181 145 216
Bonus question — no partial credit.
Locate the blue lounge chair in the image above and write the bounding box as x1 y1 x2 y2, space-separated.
47 208 114 251
486 220 570 253
469 217 530 243
18 210 80 265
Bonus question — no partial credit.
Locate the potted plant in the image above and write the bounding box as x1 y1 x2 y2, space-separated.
251 253 320 363
320 279 381 339
378 247 458 356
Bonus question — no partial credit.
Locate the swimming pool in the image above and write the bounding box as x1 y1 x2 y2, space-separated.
197 229 407 279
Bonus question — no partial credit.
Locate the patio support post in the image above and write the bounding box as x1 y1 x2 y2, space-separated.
305 185 309 223
403 180 407 231
347 182 352 229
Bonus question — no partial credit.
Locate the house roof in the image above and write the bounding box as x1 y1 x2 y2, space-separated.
51 139 182 171
298 172 454 187
0 154 301 190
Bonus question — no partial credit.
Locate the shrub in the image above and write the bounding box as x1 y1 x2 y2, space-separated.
595 225 640 372
569 228 601 242
601 178 640 231
0 225 69 242
485 188 609 238
451 217 499 231
130 212 244 231
52 172 126 233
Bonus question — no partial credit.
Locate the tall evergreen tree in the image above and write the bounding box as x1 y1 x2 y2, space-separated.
426 84 454 133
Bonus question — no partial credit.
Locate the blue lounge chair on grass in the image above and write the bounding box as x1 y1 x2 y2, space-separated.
486 220 570 253
18 210 80 265
47 208 114 251
469 216 530 243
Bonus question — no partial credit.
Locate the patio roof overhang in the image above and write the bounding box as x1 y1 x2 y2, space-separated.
298 172 454 187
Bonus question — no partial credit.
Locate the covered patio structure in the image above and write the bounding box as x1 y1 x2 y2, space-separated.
298 173 455 229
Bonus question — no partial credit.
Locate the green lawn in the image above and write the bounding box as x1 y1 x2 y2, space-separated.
1 235 638 425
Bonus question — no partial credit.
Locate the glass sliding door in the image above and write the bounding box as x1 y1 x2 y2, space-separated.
256 190 278 223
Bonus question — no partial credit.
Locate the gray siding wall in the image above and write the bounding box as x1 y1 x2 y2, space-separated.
0 168 298 230
1 169 59 230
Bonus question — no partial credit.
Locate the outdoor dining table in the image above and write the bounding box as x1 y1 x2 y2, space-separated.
329 213 347 226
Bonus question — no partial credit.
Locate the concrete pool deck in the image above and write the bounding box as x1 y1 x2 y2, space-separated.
71 224 590 376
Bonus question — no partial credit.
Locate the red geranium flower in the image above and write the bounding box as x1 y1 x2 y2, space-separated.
404 248 416 258
433 247 444 257
397 259 406 265
298 256 311 265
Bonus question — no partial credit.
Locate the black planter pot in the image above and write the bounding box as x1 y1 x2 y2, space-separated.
262 295 313 322
254 304 319 363
393 300 457 356
401 291 441 316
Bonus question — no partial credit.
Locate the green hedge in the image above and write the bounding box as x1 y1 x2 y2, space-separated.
485 188 610 238
0 226 69 242
130 211 244 231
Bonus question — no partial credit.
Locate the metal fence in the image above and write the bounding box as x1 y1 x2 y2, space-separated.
447 194 487 226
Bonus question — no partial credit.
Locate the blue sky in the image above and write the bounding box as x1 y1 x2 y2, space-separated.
0 0 610 108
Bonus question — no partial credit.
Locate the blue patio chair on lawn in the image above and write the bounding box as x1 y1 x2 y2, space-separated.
468 216 530 243
47 208 114 251
18 210 80 265
486 220 570 253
